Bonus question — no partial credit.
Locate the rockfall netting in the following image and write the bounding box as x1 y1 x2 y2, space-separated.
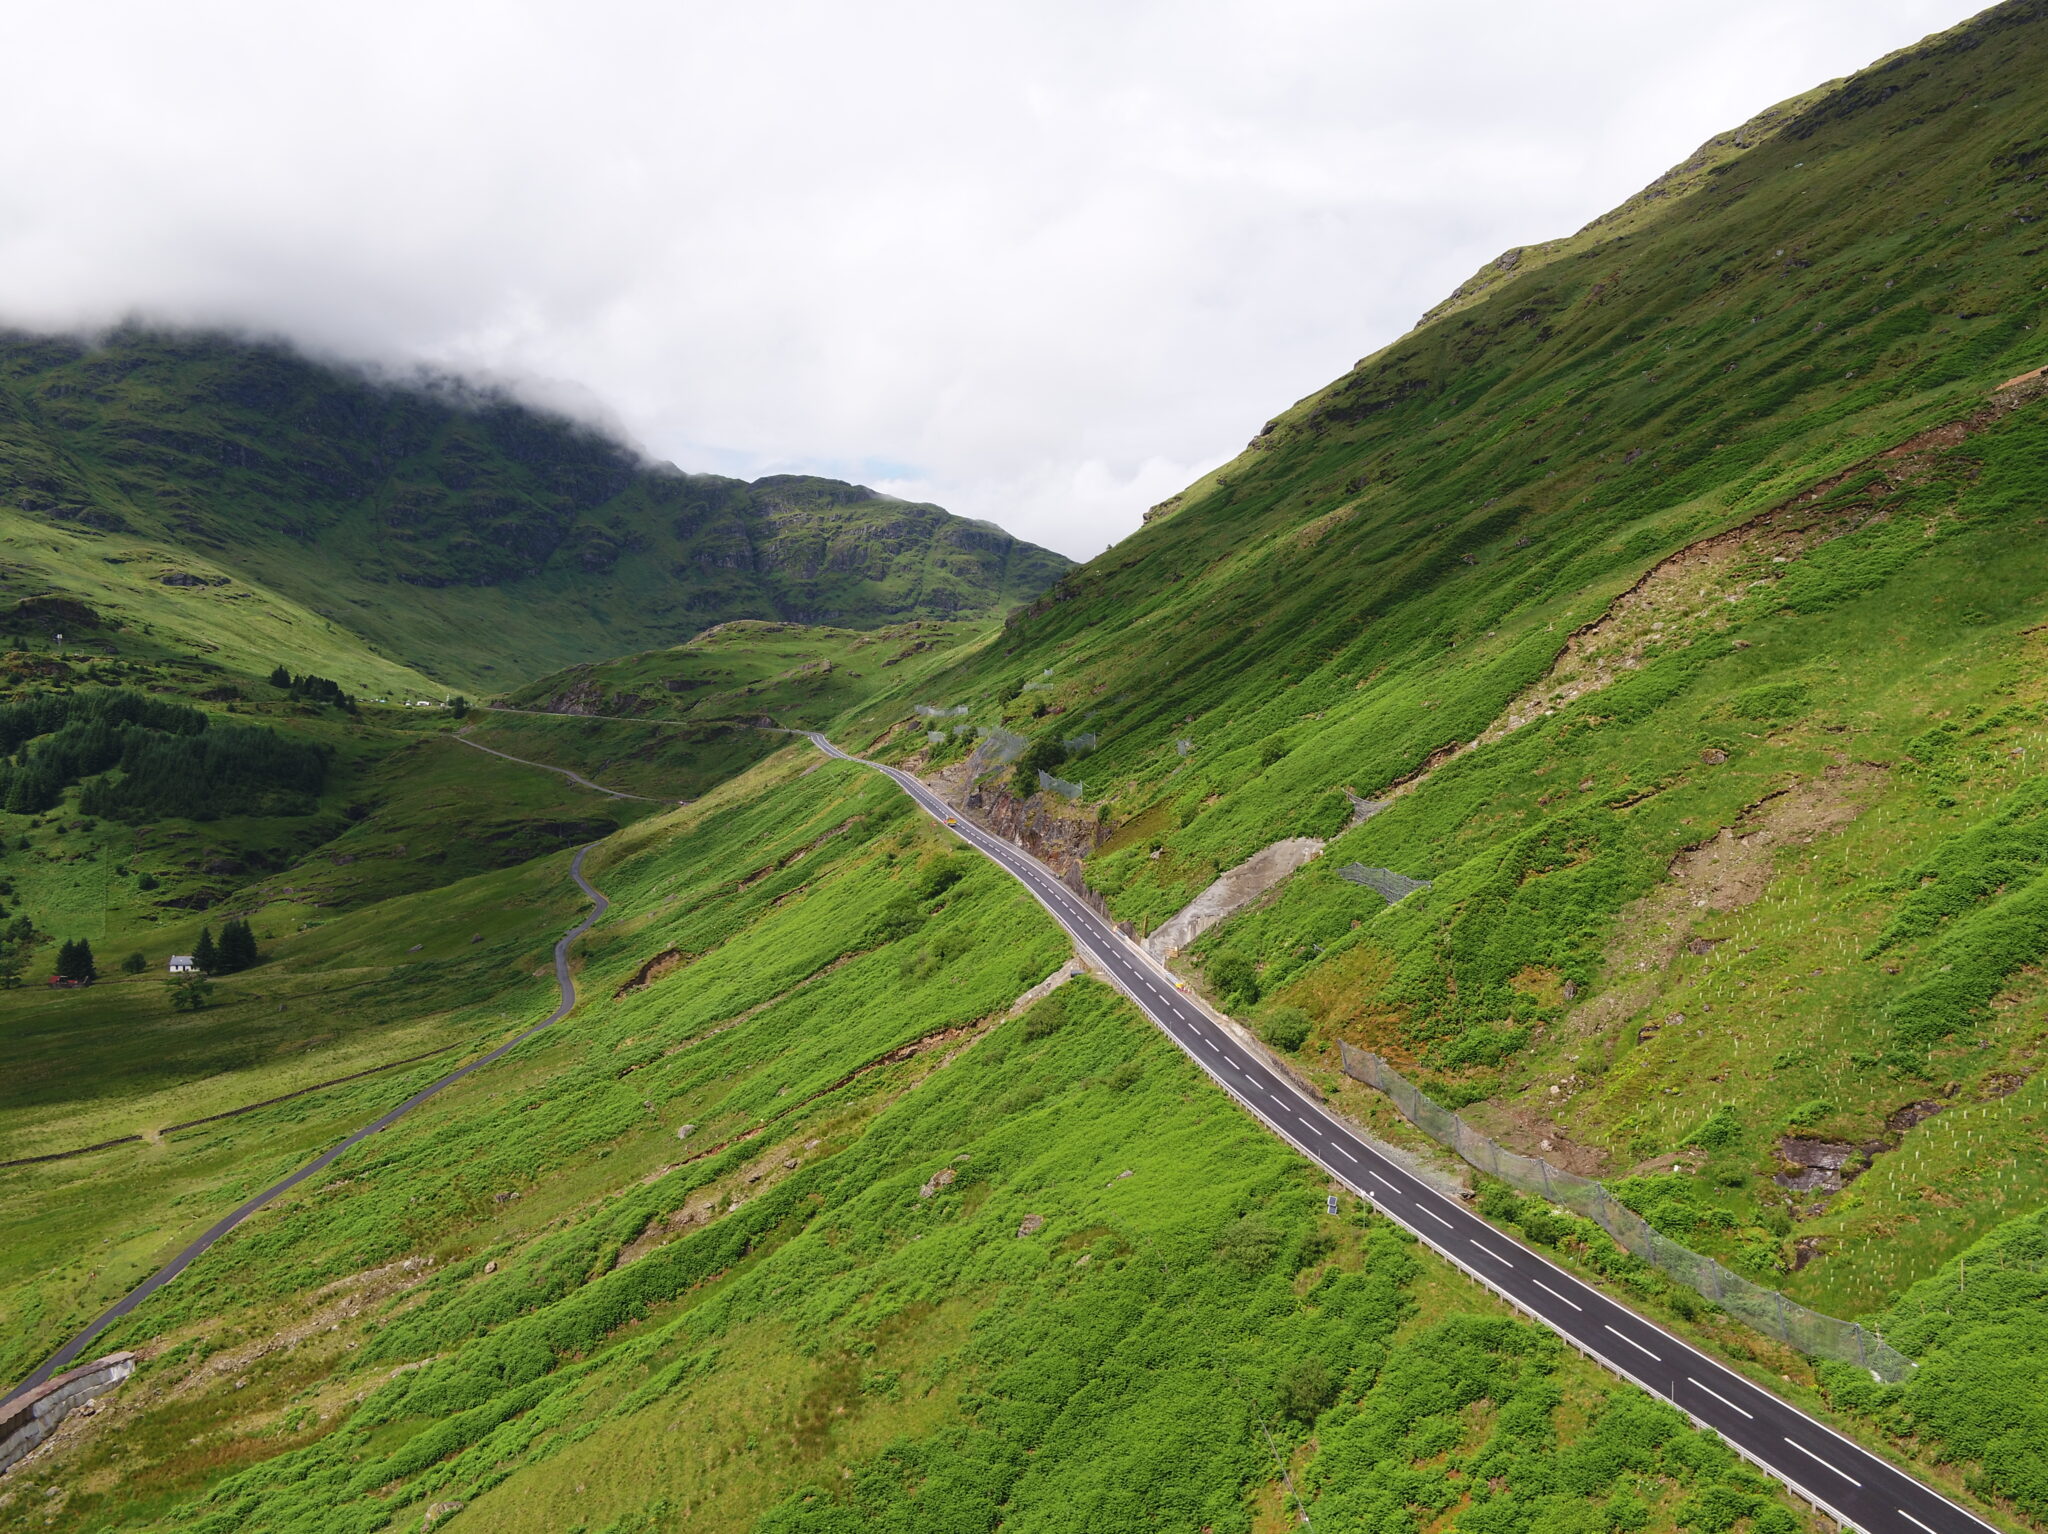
914 703 970 718
1337 1043 1914 1382
965 727 1029 777
1037 770 1085 801
1339 863 1433 903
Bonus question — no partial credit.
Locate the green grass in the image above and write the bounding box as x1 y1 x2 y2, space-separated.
0 751 1832 1534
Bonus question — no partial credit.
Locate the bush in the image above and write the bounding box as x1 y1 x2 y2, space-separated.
1280 1354 1337 1425
1261 1004 1312 1052
1015 735 1068 786
1021 991 1068 1041
1213 1213 1283 1277
121 951 147 975
1683 1104 1742 1151
1208 953 1260 1007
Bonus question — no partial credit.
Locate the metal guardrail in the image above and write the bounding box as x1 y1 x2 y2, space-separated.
1338 1042 1914 1382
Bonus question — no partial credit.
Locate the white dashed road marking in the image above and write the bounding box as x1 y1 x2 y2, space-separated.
1603 1323 1661 1362
1782 1437 1861 1487
1686 1379 1752 1419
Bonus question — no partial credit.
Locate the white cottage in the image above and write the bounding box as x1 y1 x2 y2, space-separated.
168 955 196 973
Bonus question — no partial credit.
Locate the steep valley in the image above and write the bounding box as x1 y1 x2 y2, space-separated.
8 4 2048 1531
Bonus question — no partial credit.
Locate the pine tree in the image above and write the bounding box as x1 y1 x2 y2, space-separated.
269 665 292 688
54 938 95 983
218 919 258 973
193 926 220 974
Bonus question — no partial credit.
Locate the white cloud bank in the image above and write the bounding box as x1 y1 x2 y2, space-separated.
0 0 1969 557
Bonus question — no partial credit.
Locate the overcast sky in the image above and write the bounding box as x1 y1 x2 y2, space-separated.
0 0 1972 559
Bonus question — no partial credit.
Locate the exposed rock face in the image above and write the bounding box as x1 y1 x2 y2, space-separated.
957 778 1110 883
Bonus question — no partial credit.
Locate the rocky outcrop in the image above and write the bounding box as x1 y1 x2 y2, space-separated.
957 778 1110 883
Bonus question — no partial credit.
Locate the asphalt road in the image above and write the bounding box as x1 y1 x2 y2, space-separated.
802 731 1994 1534
1 846 610 1410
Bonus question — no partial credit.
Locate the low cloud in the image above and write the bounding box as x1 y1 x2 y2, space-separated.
0 0 1964 557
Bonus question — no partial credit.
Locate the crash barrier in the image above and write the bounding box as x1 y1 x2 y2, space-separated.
1337 1043 1914 1382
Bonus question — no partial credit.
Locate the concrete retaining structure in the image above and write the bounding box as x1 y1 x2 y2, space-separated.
0 1352 135 1474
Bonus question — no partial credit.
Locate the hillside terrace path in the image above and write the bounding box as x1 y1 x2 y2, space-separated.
455 724 682 803
796 730 1995 1534
1 847 610 1409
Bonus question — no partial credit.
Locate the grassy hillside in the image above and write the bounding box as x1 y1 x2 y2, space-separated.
0 328 1069 692
1 750 1839 1534
459 619 1002 796
750 2 2048 1510
15 4 2048 1527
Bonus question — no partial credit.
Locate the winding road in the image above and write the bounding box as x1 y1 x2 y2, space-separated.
800 730 1996 1534
1 847 610 1409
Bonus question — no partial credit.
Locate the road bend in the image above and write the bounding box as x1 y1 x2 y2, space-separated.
801 730 1991 1534
1 846 610 1410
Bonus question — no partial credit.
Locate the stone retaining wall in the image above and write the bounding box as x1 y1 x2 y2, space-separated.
0 1352 135 1474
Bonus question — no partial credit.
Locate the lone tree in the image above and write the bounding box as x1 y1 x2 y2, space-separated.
217 918 259 973
1014 734 1068 788
55 938 97 984
169 976 213 1012
268 664 292 688
192 925 220 974
122 950 148 975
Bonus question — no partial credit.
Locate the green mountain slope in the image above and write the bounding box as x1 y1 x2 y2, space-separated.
4 751 1838 1534
16 5 2048 1528
0 328 1069 691
769 0 2048 1501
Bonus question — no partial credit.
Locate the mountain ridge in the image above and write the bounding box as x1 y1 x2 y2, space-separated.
0 326 1070 690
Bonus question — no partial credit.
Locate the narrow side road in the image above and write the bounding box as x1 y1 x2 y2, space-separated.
454 727 682 803
1 847 610 1409
800 730 1996 1534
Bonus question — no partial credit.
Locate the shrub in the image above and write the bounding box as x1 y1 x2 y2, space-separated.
1683 1104 1742 1151
1214 1213 1283 1277
1280 1354 1337 1425
1208 953 1260 1007
1021 990 1068 1041
1261 1004 1312 1052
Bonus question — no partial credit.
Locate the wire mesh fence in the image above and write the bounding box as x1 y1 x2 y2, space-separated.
964 727 1030 778
1037 770 1085 800
1063 732 1099 753
914 703 970 718
1338 863 1433 904
1337 1042 1914 1382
